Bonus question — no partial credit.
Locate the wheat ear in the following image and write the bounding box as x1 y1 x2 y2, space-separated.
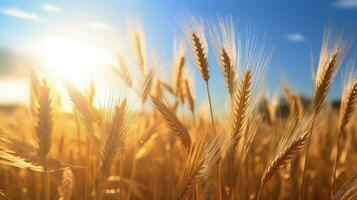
184 79 195 117
150 96 191 148
190 32 215 130
0 133 65 172
96 100 127 200
258 101 310 200
140 69 154 103
132 33 146 73
231 70 252 148
220 48 236 97
112 55 133 88
331 80 357 198
209 18 237 98
332 172 357 200
222 70 251 198
58 168 74 200
191 32 209 82
64 82 100 148
173 44 186 103
175 131 222 200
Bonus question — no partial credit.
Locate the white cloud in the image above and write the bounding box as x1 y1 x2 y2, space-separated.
41 3 61 12
333 0 357 8
0 8 41 21
88 21 115 31
285 33 305 42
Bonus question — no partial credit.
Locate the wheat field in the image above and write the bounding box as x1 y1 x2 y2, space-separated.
0 16 356 200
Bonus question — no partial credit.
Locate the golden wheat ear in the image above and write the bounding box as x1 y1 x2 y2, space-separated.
262 97 273 125
231 70 252 148
184 79 195 115
182 15 210 82
175 130 222 200
150 95 191 149
86 80 96 104
339 80 357 132
313 30 349 112
220 48 236 96
331 71 357 198
172 41 186 103
129 21 146 73
191 32 210 82
112 55 133 88
35 80 53 160
209 18 237 97
160 81 175 95
0 133 67 172
96 100 128 200
282 83 295 108
333 172 357 200
63 81 100 148
258 101 312 199
140 69 154 103
58 168 74 200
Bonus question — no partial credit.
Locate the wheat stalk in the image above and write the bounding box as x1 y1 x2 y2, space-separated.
300 29 348 198
183 17 216 130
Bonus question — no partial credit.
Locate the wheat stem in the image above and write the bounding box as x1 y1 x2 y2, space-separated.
299 113 317 200
44 165 50 200
120 154 125 200
205 82 215 130
216 161 222 200
331 130 342 199
257 181 265 200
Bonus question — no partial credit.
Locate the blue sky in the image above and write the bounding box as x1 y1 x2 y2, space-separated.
0 0 357 107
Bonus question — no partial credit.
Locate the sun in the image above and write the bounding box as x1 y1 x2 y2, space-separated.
41 36 114 89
